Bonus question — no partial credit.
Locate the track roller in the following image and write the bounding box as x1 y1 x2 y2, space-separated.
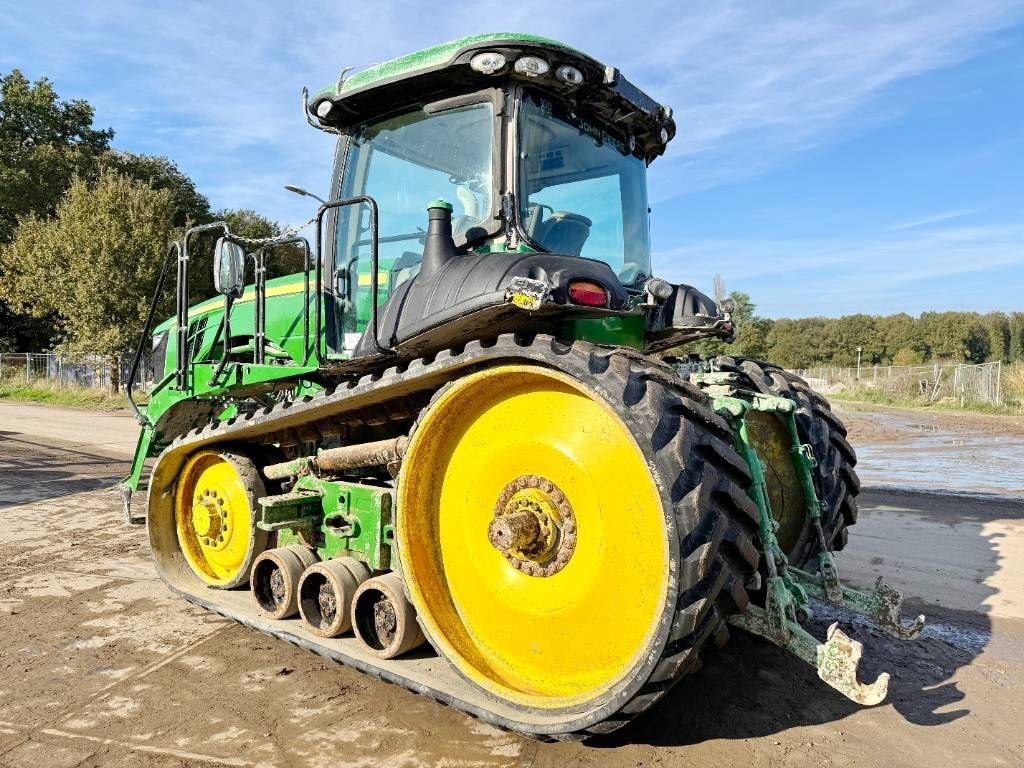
351 572 426 659
251 545 318 619
297 557 371 637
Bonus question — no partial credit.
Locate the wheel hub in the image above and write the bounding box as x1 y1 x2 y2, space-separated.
192 489 228 548
490 475 576 577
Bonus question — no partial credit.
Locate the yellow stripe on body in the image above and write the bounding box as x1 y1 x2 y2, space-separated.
357 272 389 287
178 282 307 326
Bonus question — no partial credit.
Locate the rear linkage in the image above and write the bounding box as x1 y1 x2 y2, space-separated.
692 372 926 706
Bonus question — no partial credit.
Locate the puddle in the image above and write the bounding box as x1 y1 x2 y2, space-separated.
848 412 1024 497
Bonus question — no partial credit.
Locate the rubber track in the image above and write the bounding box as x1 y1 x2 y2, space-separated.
710 356 860 566
148 334 761 738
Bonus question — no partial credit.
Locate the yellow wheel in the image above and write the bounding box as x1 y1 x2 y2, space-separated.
396 365 671 711
174 449 267 588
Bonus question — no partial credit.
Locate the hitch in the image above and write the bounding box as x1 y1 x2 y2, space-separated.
793 566 926 641
729 605 890 706
707 389 925 706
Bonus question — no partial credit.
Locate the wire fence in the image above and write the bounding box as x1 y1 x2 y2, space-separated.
0 352 152 391
793 361 1003 405
0 351 1006 407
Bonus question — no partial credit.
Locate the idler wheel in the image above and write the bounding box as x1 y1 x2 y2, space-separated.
297 557 371 637
251 545 318 619
351 572 425 659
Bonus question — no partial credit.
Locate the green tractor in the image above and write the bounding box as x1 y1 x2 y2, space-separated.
123 33 923 738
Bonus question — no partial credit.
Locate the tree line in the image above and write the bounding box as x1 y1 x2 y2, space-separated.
0 69 305 375
693 292 1024 369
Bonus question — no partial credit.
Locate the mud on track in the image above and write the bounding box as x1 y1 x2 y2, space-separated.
1 402 1023 767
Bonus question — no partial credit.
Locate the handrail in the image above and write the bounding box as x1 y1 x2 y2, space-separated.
257 236 312 366
314 195 390 364
177 221 230 389
126 241 178 425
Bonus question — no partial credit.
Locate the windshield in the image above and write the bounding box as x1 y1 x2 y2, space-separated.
518 90 651 284
334 100 494 339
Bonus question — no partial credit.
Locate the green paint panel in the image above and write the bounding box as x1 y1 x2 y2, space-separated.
253 477 394 571
316 33 575 100
571 315 645 349
293 476 395 570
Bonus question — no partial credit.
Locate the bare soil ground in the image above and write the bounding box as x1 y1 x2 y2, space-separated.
1 402 1022 767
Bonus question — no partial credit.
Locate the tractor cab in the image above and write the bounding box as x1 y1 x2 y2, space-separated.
307 34 727 363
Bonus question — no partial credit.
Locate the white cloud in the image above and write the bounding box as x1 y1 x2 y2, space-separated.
2 1 1021 227
886 209 981 231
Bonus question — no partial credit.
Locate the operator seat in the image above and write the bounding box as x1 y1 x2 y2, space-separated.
536 211 592 257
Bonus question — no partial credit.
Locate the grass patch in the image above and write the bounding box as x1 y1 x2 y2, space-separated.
829 387 1024 415
0 380 131 411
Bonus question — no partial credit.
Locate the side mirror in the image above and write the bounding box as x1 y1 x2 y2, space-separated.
213 237 246 298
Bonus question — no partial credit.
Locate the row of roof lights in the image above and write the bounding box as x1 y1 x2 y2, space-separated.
316 52 583 119
470 51 584 86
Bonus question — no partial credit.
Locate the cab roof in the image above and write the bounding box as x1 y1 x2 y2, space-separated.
308 33 676 161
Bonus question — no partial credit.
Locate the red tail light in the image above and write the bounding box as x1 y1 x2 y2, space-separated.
567 280 608 307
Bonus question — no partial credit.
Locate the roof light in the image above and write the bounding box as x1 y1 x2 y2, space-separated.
514 55 549 78
470 51 507 75
556 65 584 86
315 100 333 119
568 280 608 307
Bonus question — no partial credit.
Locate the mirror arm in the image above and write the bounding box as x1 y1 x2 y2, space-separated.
210 293 235 385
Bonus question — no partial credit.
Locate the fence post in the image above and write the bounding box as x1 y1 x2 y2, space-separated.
995 361 1002 405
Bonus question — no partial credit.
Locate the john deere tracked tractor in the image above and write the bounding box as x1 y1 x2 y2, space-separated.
123 33 924 739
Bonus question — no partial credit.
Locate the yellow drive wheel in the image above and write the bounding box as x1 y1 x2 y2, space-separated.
397 365 671 712
174 449 267 588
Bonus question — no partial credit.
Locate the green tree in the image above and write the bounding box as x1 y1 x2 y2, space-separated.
892 346 924 366
1009 312 1024 362
765 318 827 369
820 314 883 367
0 69 114 242
982 312 1009 362
0 69 115 349
0 171 173 390
106 151 210 227
876 312 925 363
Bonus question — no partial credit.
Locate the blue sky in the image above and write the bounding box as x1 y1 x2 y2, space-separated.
2 1 1022 317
